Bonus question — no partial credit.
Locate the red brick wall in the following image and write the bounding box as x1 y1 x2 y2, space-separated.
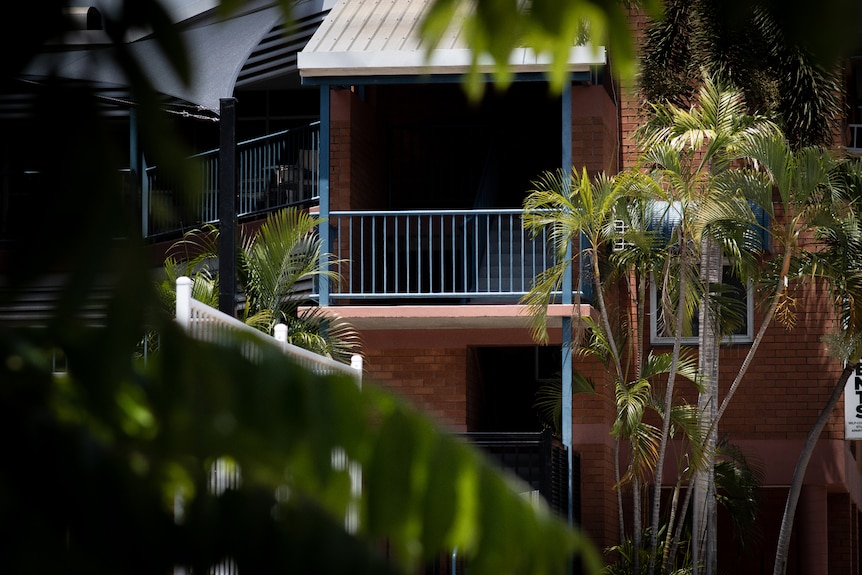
713 278 843 442
828 492 858 575
571 85 620 176
364 346 469 433
329 88 351 212
571 349 619 550
329 87 386 212
617 10 650 172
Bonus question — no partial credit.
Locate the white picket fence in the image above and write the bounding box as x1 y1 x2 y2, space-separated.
175 276 362 384
174 276 363 574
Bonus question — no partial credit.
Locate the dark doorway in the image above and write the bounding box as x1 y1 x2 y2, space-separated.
471 345 562 432
382 82 562 210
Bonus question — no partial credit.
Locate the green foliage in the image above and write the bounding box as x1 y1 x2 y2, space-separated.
534 371 596 436
639 0 844 150
713 441 764 551
162 207 362 364
0 1 612 573
2 313 603 574
602 526 693 575
421 0 664 98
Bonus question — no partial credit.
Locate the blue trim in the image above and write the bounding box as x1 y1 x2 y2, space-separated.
562 316 573 527
301 71 594 87
561 78 575 531
319 87 331 306
562 81 573 306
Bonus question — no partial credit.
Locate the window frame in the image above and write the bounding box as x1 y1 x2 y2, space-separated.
649 263 755 345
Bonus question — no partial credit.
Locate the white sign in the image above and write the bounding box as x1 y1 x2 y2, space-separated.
845 363 862 439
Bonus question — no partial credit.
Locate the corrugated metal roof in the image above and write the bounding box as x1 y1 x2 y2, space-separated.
297 0 605 79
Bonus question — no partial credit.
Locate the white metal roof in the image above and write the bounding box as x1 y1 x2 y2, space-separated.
297 0 606 79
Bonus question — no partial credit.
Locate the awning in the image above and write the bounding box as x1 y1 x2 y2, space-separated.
22 0 285 113
298 0 606 80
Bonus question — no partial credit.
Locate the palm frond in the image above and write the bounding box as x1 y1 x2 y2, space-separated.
520 259 572 344
533 371 595 436
293 306 364 365
642 350 699 387
714 440 765 550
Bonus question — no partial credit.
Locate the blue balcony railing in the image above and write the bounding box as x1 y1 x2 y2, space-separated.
144 122 320 238
326 209 566 302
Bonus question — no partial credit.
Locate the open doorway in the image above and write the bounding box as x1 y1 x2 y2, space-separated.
469 345 562 432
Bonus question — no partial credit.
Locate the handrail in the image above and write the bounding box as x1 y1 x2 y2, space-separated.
175 276 360 382
145 122 321 238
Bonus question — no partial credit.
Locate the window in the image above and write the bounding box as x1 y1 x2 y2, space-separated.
650 263 754 345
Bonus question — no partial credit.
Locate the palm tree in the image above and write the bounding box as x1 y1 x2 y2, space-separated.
707 136 848 430
639 101 854 575
522 167 706 572
522 167 624 377
634 75 779 575
161 207 362 364
770 173 862 575
639 0 844 150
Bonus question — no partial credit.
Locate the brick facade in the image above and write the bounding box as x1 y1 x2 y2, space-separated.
364 346 469 433
325 11 862 568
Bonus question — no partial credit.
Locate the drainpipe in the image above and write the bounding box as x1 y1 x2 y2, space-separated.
218 97 237 316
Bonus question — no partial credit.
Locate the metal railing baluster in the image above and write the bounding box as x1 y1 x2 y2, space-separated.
320 209 567 302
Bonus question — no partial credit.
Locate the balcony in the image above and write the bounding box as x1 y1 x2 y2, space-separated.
143 122 320 238
326 209 561 303
119 117 592 315
316 208 593 330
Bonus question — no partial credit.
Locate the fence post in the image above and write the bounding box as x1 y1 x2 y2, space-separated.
176 276 192 331
350 354 363 389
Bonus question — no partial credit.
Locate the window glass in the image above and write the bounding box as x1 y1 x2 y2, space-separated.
650 264 753 345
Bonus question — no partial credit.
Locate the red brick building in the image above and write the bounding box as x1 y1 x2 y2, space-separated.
295 2 862 574
3 0 861 573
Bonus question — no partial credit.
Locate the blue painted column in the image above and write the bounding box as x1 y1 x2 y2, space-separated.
561 78 574 529
319 86 331 306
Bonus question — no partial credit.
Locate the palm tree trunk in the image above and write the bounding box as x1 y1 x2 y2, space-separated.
589 245 624 378
615 437 625 543
661 476 683 573
668 474 695 571
772 362 855 575
648 232 689 575
693 238 721 575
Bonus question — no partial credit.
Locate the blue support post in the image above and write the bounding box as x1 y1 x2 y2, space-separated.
561 78 574 529
319 86 331 306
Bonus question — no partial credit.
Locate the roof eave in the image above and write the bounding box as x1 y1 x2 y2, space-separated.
297 45 606 79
